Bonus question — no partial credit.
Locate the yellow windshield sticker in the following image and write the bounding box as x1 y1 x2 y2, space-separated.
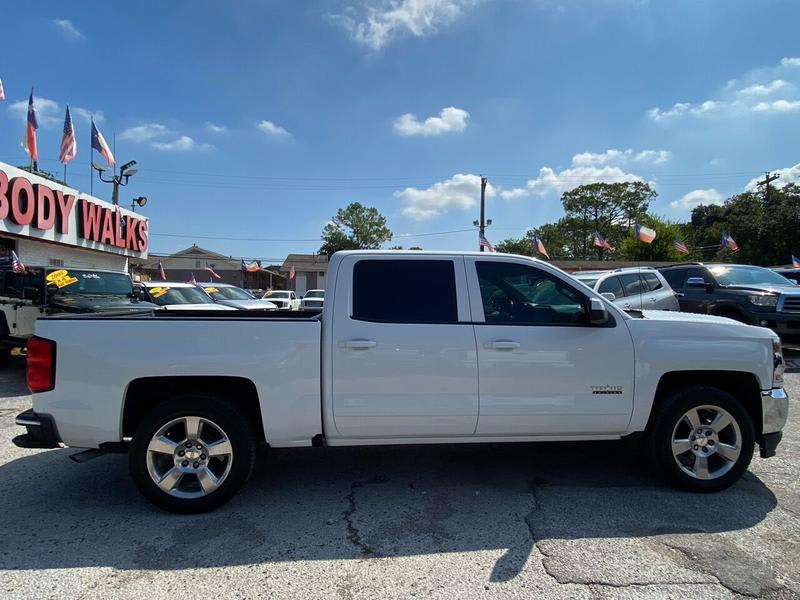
149 287 170 299
204 287 219 294
46 270 79 288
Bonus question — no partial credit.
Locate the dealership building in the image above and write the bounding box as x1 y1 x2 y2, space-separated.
0 161 148 271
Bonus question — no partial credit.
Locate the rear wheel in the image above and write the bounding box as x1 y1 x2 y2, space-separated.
648 385 754 492
129 394 256 513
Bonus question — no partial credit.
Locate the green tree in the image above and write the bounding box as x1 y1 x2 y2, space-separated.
320 202 393 256
616 214 687 261
495 237 535 256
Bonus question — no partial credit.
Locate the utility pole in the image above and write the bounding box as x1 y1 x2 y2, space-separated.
478 176 488 251
757 171 780 202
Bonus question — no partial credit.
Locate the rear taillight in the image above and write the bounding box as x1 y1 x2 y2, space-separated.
27 336 56 393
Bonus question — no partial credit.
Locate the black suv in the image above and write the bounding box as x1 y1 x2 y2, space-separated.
658 263 800 336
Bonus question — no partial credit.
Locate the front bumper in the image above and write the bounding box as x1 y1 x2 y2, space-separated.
12 409 61 449
752 310 800 335
758 388 788 458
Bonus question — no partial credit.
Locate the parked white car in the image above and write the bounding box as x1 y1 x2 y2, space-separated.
137 281 236 311
197 283 277 310
15 251 787 513
301 289 324 311
262 289 300 310
573 267 680 311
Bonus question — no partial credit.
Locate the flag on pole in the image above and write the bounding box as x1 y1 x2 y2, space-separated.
188 273 197 285
288 265 296 279
594 231 615 252
22 89 38 161
59 105 78 164
204 266 222 279
91 118 115 166
158 260 167 280
478 233 496 252
721 230 739 252
792 255 800 268
532 233 549 259
635 224 657 244
674 235 689 254
241 260 260 273
0 78 5 102
11 251 25 274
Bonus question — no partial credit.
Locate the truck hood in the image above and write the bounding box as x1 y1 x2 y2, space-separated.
215 299 278 310
726 284 800 294
49 295 158 314
636 309 749 327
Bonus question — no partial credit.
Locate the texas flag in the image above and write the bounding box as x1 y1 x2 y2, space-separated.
721 230 739 252
22 89 38 161
91 118 115 167
635 224 657 244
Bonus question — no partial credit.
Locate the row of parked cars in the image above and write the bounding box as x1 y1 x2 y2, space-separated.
572 263 800 338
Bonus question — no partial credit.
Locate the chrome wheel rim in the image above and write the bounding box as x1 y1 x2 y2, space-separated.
145 416 233 499
671 405 742 480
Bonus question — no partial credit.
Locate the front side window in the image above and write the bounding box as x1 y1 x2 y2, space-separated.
352 259 457 323
619 273 645 296
643 273 663 291
476 261 586 325
598 276 625 298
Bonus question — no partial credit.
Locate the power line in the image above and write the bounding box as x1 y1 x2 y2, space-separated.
149 227 477 242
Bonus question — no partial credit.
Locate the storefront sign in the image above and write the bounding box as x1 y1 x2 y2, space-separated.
0 162 148 258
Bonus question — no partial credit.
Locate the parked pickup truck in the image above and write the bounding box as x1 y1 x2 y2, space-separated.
14 251 788 513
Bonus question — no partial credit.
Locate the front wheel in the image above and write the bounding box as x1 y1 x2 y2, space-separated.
129 394 256 513
648 386 754 492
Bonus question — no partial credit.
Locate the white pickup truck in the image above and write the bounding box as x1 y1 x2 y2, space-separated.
14 251 788 513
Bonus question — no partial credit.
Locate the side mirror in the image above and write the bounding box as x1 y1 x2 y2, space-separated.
22 286 40 302
589 297 609 324
600 292 616 302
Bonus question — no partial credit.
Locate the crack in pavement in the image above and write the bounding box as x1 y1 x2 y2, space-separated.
342 475 390 557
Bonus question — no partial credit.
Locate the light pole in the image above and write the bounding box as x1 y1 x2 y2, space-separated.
92 160 138 205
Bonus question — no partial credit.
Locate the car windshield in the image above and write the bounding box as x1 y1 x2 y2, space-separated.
265 291 289 298
203 286 254 300
305 290 324 298
147 286 216 305
47 269 133 295
709 266 794 287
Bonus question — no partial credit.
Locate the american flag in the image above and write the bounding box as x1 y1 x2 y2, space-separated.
793 255 800 268
158 260 167 280
59 105 77 164
721 230 739 252
22 89 38 161
532 233 550 259
479 233 495 252
91 118 115 167
635 224 657 244
204 265 222 279
11 251 25 274
674 235 689 254
288 265 296 279
0 78 5 102
594 231 615 252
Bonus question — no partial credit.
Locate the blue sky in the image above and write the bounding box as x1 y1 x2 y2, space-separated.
2 0 799 262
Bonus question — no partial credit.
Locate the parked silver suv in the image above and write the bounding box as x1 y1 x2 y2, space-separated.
573 267 680 311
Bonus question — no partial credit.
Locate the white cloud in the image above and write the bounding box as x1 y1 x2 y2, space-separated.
781 57 800 68
571 148 671 167
332 0 482 51
737 79 788 96
393 106 469 136
119 123 170 142
752 99 800 113
256 120 291 140
633 149 672 164
669 188 724 211
395 173 495 220
52 19 83 40
71 107 105 124
745 163 800 190
205 122 228 133
151 136 213 152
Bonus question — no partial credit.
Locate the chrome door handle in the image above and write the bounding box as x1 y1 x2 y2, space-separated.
339 339 377 349
650 297 658 302
675 293 685 298
623 302 631 309
488 340 521 350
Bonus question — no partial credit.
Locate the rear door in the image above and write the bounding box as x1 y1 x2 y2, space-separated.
330 255 478 438
677 267 716 314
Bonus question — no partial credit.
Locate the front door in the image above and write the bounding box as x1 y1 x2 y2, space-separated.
330 256 478 438
466 257 635 436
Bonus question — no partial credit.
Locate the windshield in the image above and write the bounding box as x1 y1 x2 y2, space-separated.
574 277 598 288
147 286 216 305
305 290 324 298
203 286 255 300
265 291 290 298
47 269 133 295
709 266 794 287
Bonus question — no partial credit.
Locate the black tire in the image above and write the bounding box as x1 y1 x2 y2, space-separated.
129 394 257 513
647 385 754 492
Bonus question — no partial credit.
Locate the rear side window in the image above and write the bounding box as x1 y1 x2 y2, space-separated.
643 273 663 291
619 273 644 296
598 276 625 297
352 260 458 323
661 269 685 289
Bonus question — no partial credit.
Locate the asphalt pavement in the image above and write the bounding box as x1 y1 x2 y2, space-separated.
0 351 798 599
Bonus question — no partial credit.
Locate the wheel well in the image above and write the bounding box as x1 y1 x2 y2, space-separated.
713 305 745 319
122 376 266 443
648 371 762 435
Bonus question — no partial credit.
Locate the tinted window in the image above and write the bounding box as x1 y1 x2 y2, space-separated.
661 269 686 289
0 268 44 299
352 260 457 323
476 261 586 325
686 267 713 285
619 273 644 296
598 276 625 297
643 273 663 291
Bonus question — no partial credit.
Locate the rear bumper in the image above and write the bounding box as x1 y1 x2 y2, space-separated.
12 409 62 449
